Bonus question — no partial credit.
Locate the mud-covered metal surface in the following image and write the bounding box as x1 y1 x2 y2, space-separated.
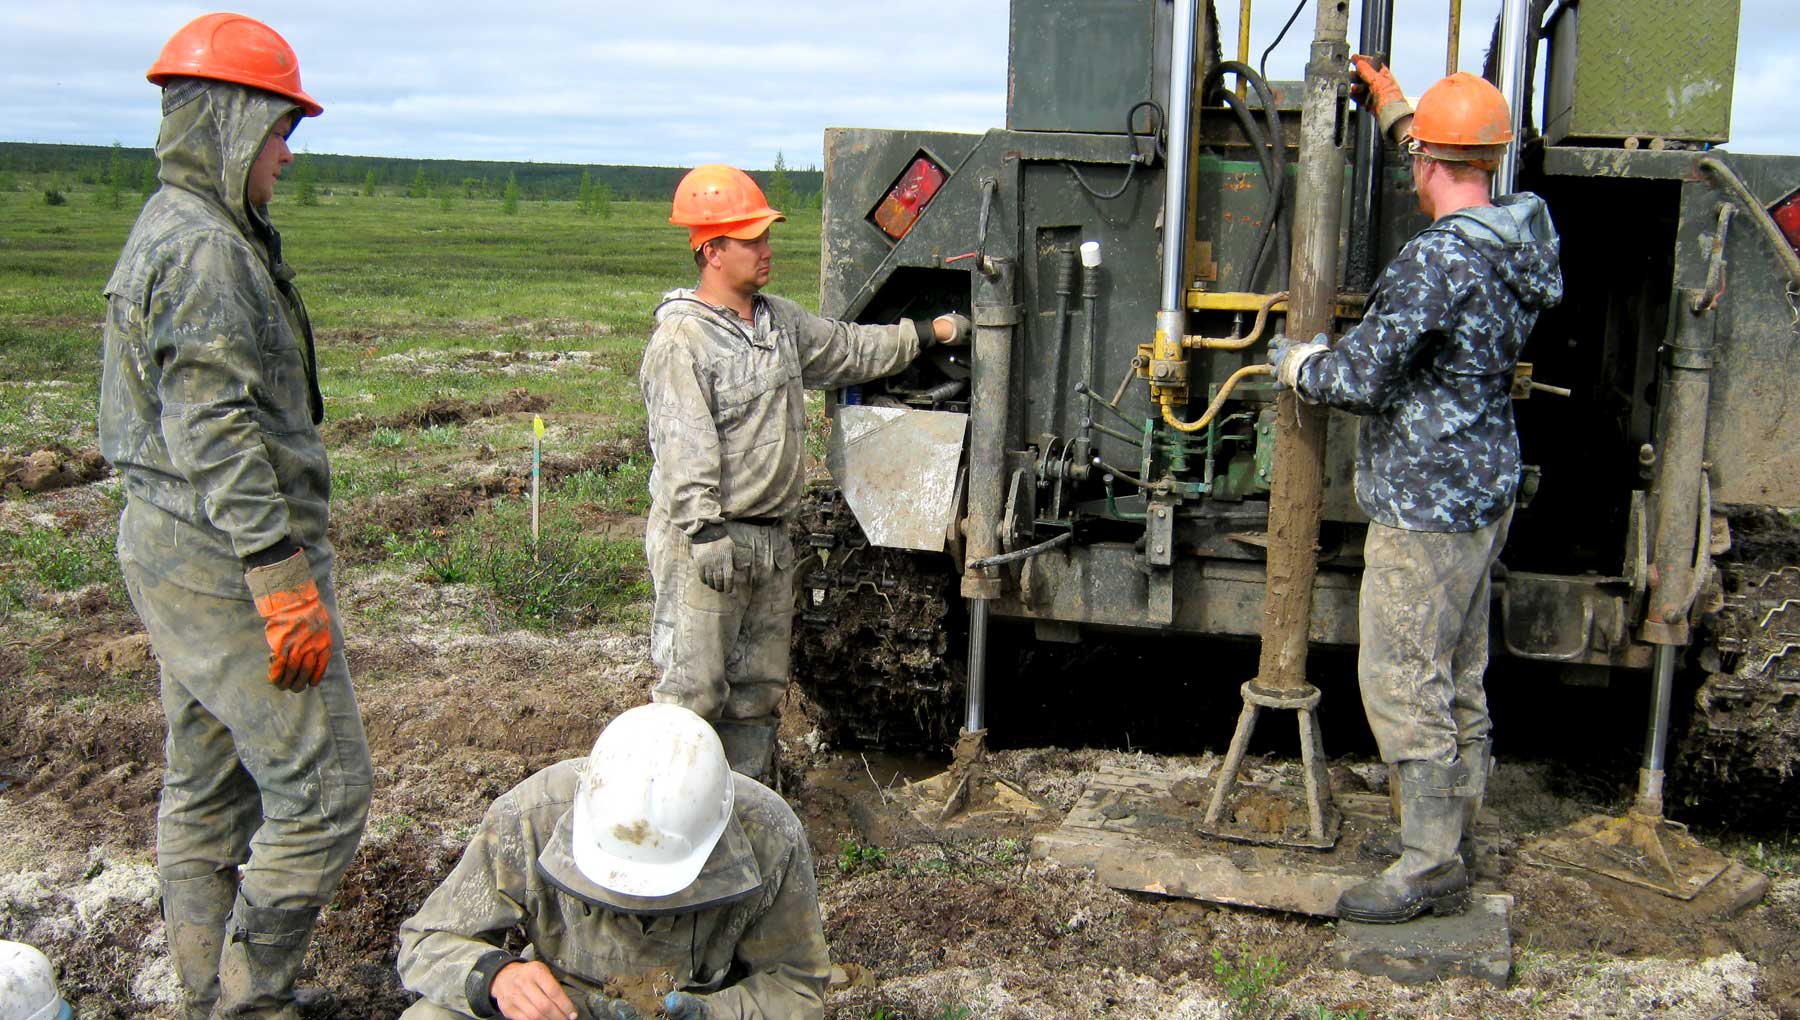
789 489 964 748
826 406 967 552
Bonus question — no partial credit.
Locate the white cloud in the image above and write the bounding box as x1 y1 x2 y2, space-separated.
2 0 1794 166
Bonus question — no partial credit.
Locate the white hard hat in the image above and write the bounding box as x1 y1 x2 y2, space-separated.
0 942 68 1020
571 703 734 899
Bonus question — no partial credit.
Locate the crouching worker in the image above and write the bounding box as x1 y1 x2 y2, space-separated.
396 704 829 1020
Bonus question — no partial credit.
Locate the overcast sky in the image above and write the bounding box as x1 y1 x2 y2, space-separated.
3 1 1795 169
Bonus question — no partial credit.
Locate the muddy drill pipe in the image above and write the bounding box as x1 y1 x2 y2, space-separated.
1202 0 1350 847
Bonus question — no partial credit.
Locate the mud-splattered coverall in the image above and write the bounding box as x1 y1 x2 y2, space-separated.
639 289 928 779
1291 193 1563 766
97 78 371 1020
396 759 829 1020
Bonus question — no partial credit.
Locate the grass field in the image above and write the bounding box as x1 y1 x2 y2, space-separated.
0 182 823 630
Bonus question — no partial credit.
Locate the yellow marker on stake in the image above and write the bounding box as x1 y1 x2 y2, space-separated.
531 415 544 561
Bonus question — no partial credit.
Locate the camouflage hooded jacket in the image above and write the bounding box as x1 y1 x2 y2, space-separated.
99 79 328 597
1295 192 1563 532
640 289 924 535
397 759 830 1020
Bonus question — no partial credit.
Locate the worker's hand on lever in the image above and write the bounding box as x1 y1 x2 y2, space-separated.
1349 54 1414 137
491 961 578 1020
932 312 971 346
691 524 736 594
662 991 711 1020
1268 333 1330 393
244 548 334 691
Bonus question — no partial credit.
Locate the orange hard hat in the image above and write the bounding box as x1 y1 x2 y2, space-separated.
670 164 785 250
1409 72 1512 149
147 13 322 118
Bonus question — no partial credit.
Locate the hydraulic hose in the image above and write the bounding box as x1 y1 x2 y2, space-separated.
1160 363 1274 433
1213 89 1288 291
1699 157 1800 289
1188 291 1289 350
1207 62 1291 291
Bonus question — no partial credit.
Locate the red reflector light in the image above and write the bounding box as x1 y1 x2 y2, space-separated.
871 155 947 240
1773 187 1800 260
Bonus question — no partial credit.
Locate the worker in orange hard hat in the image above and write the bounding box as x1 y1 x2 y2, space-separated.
1268 59 1563 925
640 164 970 785
99 13 370 1020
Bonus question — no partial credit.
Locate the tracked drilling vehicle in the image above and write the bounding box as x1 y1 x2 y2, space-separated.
791 0 1800 818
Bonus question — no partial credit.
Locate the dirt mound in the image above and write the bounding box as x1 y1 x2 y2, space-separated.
328 388 552 441
310 826 463 1020
1 444 110 495
0 619 164 845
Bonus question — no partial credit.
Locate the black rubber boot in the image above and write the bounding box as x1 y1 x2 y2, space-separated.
1337 758 1473 924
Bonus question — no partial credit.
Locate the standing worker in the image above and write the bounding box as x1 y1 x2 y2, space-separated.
1269 63 1563 922
641 164 968 783
99 14 371 1017
397 703 830 1020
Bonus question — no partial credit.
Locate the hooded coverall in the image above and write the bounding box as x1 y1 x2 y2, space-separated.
639 289 928 779
396 759 830 1020
1293 194 1563 770
98 77 371 1020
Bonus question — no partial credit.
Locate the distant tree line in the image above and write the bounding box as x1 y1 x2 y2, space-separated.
0 142 822 205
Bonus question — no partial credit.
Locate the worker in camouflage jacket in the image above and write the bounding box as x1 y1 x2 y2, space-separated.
98 16 370 1018
398 705 829 1020
1270 63 1562 924
642 164 969 783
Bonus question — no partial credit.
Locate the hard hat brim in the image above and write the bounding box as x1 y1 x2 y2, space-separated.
542 794 757 909
689 210 786 251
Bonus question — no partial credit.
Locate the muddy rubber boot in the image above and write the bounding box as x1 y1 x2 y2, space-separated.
161 871 238 1020
1336 759 1472 924
1365 741 1489 870
213 894 322 1020
715 716 780 790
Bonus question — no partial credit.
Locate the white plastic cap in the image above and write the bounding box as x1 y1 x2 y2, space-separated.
570 704 733 899
1080 240 1102 268
0 942 66 1020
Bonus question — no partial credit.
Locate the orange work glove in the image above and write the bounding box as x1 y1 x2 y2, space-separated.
1351 54 1414 136
245 549 333 690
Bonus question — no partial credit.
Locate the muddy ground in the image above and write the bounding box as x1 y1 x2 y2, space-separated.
4 478 1799 1020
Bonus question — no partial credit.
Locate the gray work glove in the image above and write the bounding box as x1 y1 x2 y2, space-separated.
1268 332 1330 392
587 995 640 1020
662 992 710 1020
933 312 972 346
691 529 736 595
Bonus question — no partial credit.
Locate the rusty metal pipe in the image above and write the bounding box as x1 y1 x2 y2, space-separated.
1256 0 1350 693
1237 0 1254 99
1447 0 1463 75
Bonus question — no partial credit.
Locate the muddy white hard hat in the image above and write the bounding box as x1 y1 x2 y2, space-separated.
0 942 68 1020
571 703 734 899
